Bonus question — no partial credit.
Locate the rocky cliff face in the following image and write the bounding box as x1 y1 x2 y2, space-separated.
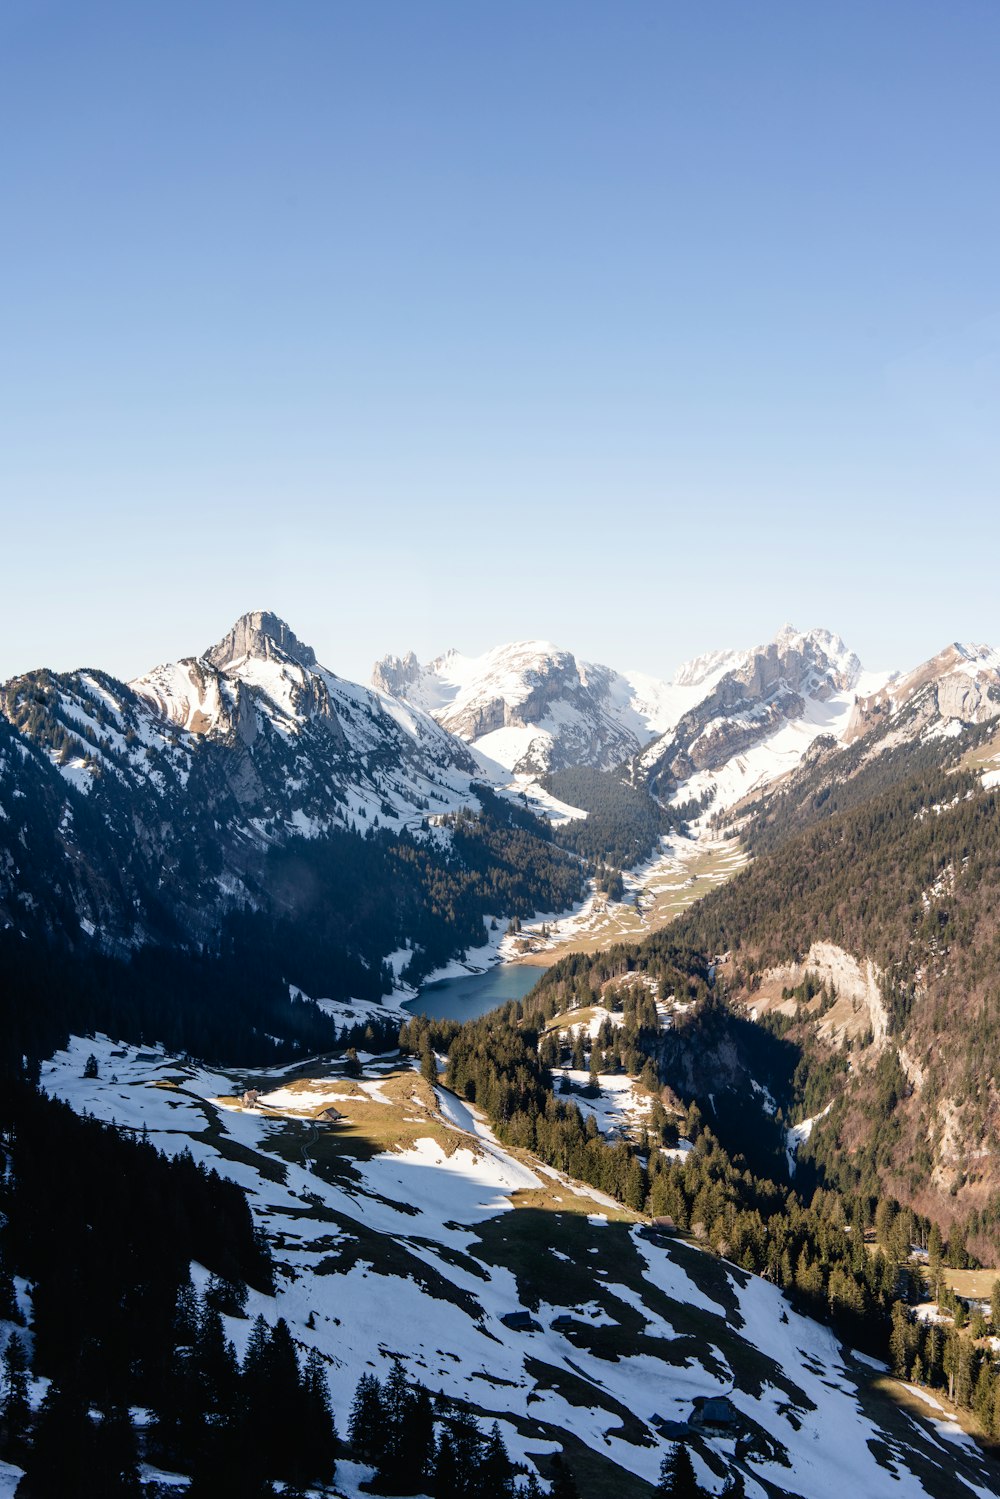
372 627 874 799
370 649 421 700
845 642 1000 744
206 609 318 671
637 627 864 804
371 640 707 777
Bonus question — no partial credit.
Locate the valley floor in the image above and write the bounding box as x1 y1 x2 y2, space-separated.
505 835 748 967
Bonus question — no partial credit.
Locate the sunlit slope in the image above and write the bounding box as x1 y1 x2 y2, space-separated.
36 1037 999 1499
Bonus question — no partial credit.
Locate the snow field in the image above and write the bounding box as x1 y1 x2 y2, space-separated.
36 1035 1000 1498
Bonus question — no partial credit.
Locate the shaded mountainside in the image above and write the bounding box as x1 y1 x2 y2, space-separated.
0 614 584 1069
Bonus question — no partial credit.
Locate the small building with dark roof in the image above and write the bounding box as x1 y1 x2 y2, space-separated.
501 1310 541 1332
690 1395 742 1437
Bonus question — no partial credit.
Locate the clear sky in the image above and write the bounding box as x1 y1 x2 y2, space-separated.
2 2 998 687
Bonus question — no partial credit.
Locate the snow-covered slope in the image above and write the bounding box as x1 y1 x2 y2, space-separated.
637 626 884 813
372 628 889 813
131 608 484 833
372 641 732 778
35 1034 1000 1499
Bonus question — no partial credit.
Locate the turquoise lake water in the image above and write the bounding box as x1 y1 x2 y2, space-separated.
405 962 545 1022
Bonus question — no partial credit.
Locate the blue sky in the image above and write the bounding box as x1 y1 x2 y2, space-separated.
2 2 998 685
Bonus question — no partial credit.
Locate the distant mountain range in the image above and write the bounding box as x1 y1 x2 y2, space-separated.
5 613 999 968
374 625 1000 812
3 609 999 975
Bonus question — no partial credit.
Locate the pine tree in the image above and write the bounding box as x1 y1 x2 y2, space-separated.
656 1441 703 1498
889 1300 912 1378
299 1347 338 1481
480 1421 514 1498
973 1361 994 1430
262 1317 303 1475
401 1383 435 1490
19 1380 94 1493
0 1253 19 1324
376 1360 413 1492
448 1407 485 1490
1 1331 31 1457
433 1430 458 1499
90 1403 142 1498
348 1371 385 1463
194 1300 239 1417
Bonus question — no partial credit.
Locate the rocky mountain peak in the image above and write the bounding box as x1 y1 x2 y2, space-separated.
371 649 421 697
768 625 861 691
205 611 317 673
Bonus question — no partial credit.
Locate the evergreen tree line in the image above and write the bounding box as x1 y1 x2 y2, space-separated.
401 1006 917 1359
342 1344 751 1497
0 1085 335 1492
1 1290 336 1497
0 1084 272 1403
653 1440 746 1497
541 766 702 870
347 1363 521 1498
527 839 1000 1266
888 1300 1000 1436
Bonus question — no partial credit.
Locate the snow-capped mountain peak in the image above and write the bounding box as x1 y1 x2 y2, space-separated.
638 625 868 812
373 627 868 784
845 639 1000 746
672 646 749 690
771 624 862 691
372 640 681 777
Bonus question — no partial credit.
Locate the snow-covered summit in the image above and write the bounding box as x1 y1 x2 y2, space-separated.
638 625 870 812
129 613 482 820
0 612 495 948
372 639 697 777
374 627 867 787
845 639 1000 746
772 625 862 691
672 646 749 690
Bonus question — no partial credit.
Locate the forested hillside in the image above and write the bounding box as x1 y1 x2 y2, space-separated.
529 731 1000 1259
543 765 699 868
0 788 584 1080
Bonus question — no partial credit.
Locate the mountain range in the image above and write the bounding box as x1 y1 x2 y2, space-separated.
5 613 1000 967
374 624 1000 812
5 608 1000 1497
